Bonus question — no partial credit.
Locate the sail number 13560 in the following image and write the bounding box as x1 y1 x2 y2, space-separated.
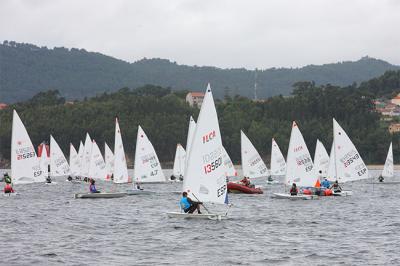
204 157 222 174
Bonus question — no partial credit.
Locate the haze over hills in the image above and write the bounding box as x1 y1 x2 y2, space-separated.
1 40 399 103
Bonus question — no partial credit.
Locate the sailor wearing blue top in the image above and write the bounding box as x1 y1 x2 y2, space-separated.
180 192 202 214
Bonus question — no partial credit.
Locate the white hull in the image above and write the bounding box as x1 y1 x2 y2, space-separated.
273 193 317 200
332 190 353 196
45 181 58 185
74 192 127 199
266 180 280 185
166 211 226 220
126 189 155 195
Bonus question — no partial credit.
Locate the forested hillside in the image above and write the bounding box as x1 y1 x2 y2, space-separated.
1 40 399 103
1 70 400 167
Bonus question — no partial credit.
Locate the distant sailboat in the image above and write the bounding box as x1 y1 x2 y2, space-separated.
133 125 166 183
167 84 229 219
185 116 196 168
69 143 80 177
222 147 237 178
369 142 399 184
81 133 92 178
241 130 269 179
171 144 186 181
88 140 108 180
11 110 45 184
313 139 329 180
113 117 129 184
50 135 71 177
105 142 114 181
270 138 286 177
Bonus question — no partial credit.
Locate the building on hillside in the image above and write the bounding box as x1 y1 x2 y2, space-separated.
391 93 400 106
0 103 8 110
389 123 400 134
186 92 205 108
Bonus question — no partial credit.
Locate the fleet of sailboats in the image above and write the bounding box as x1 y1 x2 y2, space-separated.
6 88 398 204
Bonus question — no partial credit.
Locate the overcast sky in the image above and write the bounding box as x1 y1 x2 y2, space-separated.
1 0 399 69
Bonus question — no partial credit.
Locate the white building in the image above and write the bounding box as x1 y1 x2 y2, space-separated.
186 92 205 108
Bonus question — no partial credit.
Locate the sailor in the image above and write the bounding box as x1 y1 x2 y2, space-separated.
67 176 73 181
170 175 176 181
378 175 384 182
321 178 330 188
290 183 298 196
330 180 342 193
180 192 202 214
45 165 51 183
240 176 254 188
4 173 12 184
267 176 274 182
89 179 100 193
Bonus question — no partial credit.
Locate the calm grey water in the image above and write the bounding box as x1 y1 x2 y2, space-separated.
1 169 400 266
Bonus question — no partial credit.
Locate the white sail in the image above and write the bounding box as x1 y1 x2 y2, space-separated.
313 139 330 180
105 142 114 180
326 141 336 180
183 84 228 204
50 135 71 177
40 143 50 177
172 144 186 178
382 142 394 178
185 116 197 167
285 121 317 187
11 110 45 184
270 138 286 176
333 118 368 182
69 143 80 177
88 140 107 180
222 147 237 177
134 126 165 183
241 131 269 179
81 133 92 177
77 141 84 176
113 118 129 183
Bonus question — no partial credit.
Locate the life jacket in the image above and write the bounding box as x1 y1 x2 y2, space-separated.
4 184 14 193
180 197 191 210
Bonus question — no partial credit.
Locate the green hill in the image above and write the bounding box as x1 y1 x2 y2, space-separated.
1 40 399 103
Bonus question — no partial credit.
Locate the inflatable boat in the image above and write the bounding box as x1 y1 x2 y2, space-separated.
227 182 263 194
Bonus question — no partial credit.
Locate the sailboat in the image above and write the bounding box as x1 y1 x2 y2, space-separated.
241 130 270 179
369 142 399 184
11 110 45 184
327 118 369 196
88 140 108 180
113 117 130 184
81 133 92 178
270 138 286 179
105 142 114 181
222 147 237 178
39 143 51 183
171 144 186 181
167 84 229 220
273 121 317 200
69 143 81 177
50 135 71 178
313 139 330 181
133 125 166 184
185 116 197 168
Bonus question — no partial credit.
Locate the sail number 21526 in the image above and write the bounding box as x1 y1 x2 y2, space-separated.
204 157 222 174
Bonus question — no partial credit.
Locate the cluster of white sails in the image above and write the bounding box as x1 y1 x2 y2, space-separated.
10 111 166 185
